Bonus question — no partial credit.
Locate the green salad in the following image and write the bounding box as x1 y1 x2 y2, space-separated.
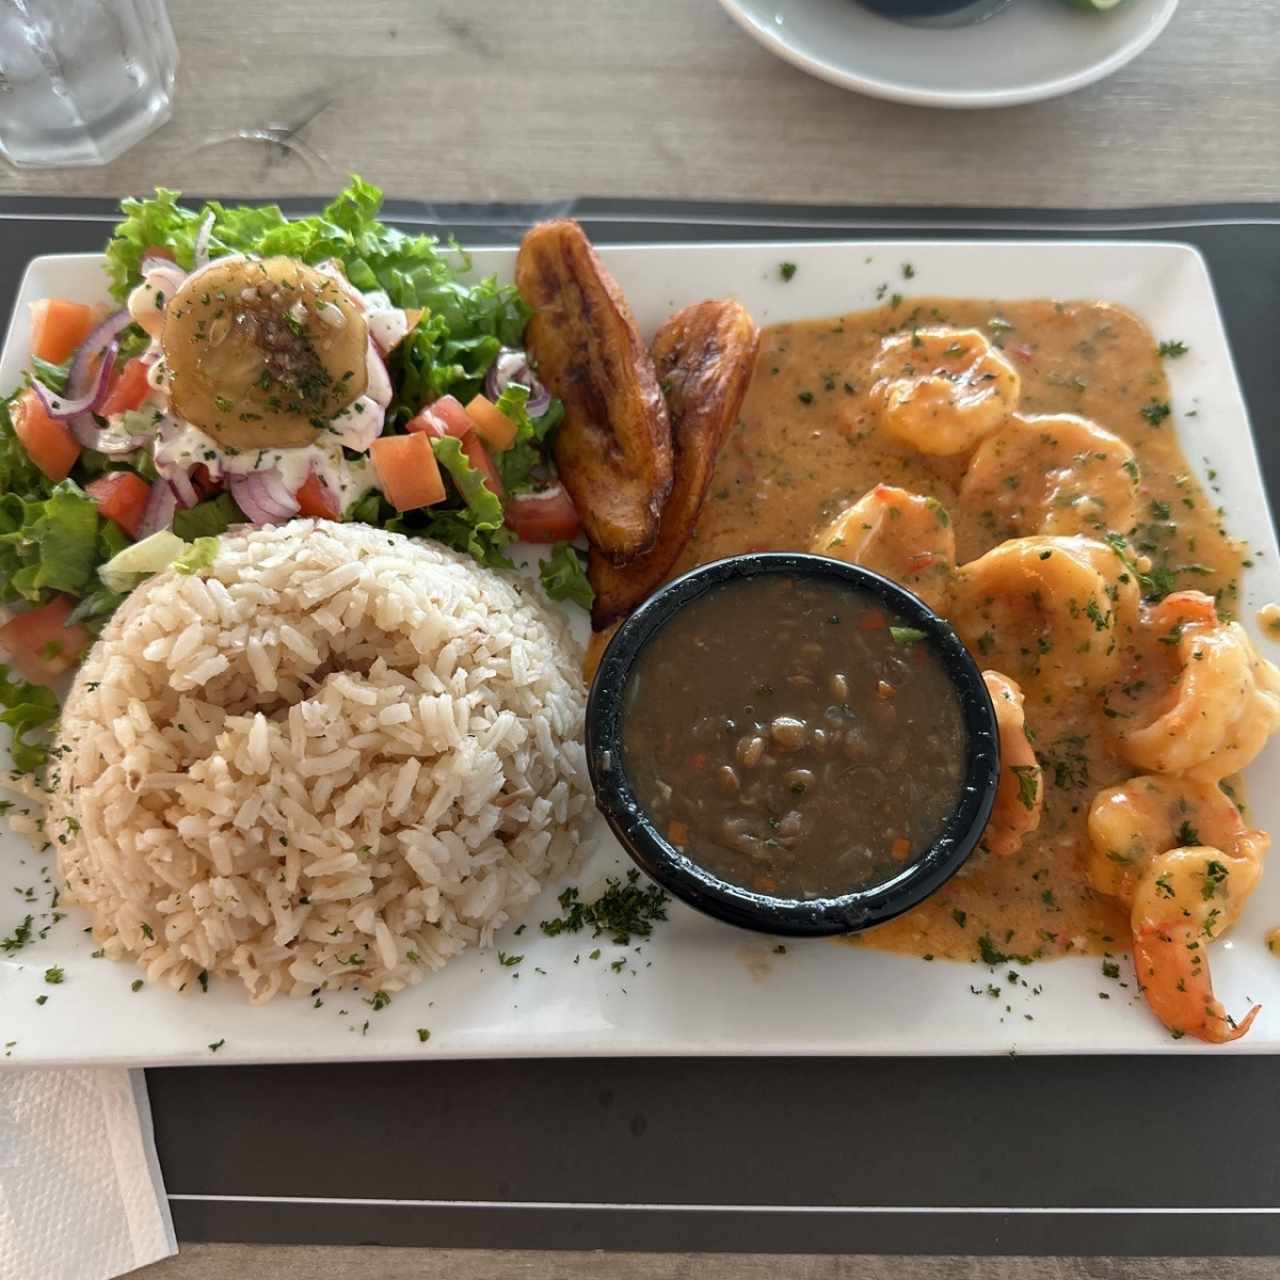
0 177 590 771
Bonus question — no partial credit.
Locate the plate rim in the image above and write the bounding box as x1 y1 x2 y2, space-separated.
716 0 1181 108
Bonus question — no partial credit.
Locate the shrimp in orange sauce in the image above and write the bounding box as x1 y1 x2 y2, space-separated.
811 484 955 611
869 328 1019 457
1118 591 1280 782
959 413 1139 540
1088 774 1267 1043
981 671 1042 857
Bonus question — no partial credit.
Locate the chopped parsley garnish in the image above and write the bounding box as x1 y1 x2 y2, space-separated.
1140 399 1172 426
779 262 797 282
540 869 670 946
208 1039 225 1053
497 951 523 967
1175 820 1201 846
889 625 928 649
367 990 392 1010
1011 765 1040 811
1202 860 1228 898
417 1028 431 1043
43 966 64 985
1157 340 1189 358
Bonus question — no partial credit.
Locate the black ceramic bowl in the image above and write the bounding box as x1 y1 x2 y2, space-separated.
586 553 1000 937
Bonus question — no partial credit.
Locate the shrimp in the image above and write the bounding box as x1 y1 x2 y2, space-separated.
959 413 1140 539
869 328 1020 457
950 535 1140 698
1087 773 1266 905
981 671 1042 857
1087 775 1268 1043
811 484 956 611
1119 591 1280 782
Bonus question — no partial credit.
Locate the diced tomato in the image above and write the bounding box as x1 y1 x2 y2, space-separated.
460 431 503 500
295 469 341 520
890 836 911 861
406 395 472 440
370 434 446 511
465 393 518 451
667 820 689 846
98 357 151 417
86 472 151 539
10 388 80 482
431 395 479 439
190 464 220 500
29 299 97 366
904 551 935 574
0 596 90 685
504 483 580 543
857 609 888 631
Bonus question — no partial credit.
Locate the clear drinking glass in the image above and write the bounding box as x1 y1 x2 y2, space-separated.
0 0 177 168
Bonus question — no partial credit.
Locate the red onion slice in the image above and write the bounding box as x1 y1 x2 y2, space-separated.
66 309 134 399
139 252 186 282
31 344 116 421
228 469 300 526
136 480 179 540
159 463 199 508
483 347 552 417
194 212 215 269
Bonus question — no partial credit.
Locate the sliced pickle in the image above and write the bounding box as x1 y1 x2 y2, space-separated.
162 256 369 449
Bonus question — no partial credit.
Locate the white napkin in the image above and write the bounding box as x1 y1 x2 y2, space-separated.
0 1069 176 1280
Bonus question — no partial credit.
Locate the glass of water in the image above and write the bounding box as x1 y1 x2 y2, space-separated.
0 0 177 169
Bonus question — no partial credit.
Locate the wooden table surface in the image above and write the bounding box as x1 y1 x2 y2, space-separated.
7 1 1276 1277
5 0 1278 208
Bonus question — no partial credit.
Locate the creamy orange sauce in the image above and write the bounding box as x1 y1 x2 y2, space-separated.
677 297 1247 964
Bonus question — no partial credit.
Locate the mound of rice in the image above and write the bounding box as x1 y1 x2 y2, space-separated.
46 519 588 1003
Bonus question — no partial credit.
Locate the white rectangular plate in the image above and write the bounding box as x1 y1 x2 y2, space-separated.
2 240 1278 1065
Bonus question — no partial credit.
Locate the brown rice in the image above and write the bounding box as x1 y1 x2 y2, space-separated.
45 519 588 1003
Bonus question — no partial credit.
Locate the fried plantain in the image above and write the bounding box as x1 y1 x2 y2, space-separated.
516 220 672 564
589 298 760 629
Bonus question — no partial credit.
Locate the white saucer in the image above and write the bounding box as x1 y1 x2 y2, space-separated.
718 0 1179 108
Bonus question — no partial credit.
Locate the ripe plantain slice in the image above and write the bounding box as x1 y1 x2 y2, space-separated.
588 298 760 629
516 220 672 564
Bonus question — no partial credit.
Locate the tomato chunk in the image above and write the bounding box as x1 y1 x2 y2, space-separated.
0 596 91 685
86 471 151 539
29 299 96 365
465 394 518 451
98 357 152 417
504 483 581 543
460 431 504 500
406 394 472 440
295 469 341 520
370 434 446 511
10 387 80 482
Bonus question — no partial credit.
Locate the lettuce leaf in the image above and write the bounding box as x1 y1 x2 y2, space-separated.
0 664 60 774
539 543 593 609
107 178 528 420
0 481 102 605
172 493 244 541
492 384 564 495
0 392 53 505
106 176 527 331
173 536 219 575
